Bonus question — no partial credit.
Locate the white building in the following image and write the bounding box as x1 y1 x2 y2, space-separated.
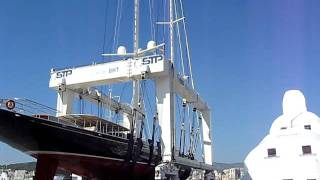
245 90 320 180
213 168 245 180
0 172 8 180
13 170 26 180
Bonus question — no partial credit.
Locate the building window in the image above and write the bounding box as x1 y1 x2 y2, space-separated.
302 145 312 155
304 125 311 130
267 148 277 157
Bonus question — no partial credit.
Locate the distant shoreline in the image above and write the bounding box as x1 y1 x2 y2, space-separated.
1 161 245 171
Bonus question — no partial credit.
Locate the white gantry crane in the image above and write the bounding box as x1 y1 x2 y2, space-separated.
49 0 213 178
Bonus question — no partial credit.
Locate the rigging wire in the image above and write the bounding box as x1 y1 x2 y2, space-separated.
155 0 162 55
108 86 113 120
188 108 194 155
148 0 155 40
192 127 199 158
178 0 195 89
101 0 110 60
119 82 129 98
112 0 124 54
188 107 197 159
79 95 82 114
140 81 152 139
162 0 167 53
116 0 124 49
173 0 185 76
178 97 187 156
142 81 154 115
182 101 188 155
198 115 205 161
176 96 182 154
111 0 120 53
189 109 202 160
150 113 157 148
194 123 201 158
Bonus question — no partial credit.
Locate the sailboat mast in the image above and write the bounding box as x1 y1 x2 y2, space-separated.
169 0 174 64
134 0 139 53
132 0 142 138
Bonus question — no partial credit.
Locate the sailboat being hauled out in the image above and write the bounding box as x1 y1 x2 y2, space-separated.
0 101 161 179
0 0 214 179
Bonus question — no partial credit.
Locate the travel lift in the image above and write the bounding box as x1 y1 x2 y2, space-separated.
49 0 213 179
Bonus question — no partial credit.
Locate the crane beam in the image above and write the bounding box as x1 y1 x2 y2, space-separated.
49 55 167 89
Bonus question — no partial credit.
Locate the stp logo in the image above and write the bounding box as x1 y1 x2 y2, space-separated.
142 55 163 65
56 70 72 78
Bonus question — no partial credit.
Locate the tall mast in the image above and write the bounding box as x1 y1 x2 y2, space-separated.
169 0 174 64
134 0 139 53
132 0 142 138
169 0 176 161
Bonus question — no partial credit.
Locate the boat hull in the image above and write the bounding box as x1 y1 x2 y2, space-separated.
0 109 159 179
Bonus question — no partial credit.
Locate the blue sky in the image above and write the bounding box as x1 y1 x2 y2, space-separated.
1 0 320 164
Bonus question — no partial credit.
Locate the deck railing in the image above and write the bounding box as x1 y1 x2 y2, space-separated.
0 98 129 139
0 98 59 116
